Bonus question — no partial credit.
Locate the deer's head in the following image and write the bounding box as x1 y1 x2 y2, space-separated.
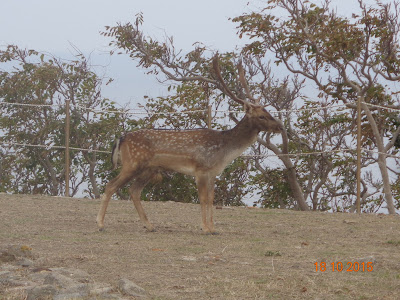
213 55 283 134
245 104 283 133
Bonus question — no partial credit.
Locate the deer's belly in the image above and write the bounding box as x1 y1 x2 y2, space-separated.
149 153 197 176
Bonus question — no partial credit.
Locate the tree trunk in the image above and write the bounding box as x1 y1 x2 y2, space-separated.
89 164 101 199
285 164 309 211
83 152 101 199
259 133 309 211
376 152 396 214
40 152 60 196
361 102 396 214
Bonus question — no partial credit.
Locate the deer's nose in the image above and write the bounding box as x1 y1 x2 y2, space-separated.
276 120 284 132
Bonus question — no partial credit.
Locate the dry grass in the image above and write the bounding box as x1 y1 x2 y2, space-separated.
1 194 400 299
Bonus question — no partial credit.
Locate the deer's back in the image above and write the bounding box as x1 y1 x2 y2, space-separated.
120 129 231 176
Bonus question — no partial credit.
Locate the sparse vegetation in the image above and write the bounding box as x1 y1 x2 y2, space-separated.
386 240 400 246
2 0 400 212
1 194 400 299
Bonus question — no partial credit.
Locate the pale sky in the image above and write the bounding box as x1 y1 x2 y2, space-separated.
0 0 254 104
0 0 389 105
1 0 396 207
1 0 253 53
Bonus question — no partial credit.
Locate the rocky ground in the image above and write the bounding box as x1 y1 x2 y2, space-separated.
1 245 146 299
1 194 400 299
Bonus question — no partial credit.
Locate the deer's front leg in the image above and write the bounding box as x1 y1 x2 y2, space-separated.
97 194 109 231
196 174 216 234
207 177 216 234
97 171 133 231
97 179 121 231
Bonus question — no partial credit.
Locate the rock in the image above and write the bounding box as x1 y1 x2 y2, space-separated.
54 292 87 300
0 264 19 272
28 270 52 284
44 272 76 288
59 283 89 297
51 267 91 283
17 258 34 267
27 284 57 300
0 245 35 264
89 282 114 295
118 278 146 297
181 256 197 262
0 251 16 263
6 245 34 258
0 245 146 300
0 270 13 280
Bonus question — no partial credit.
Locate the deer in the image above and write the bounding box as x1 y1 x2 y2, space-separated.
97 55 283 234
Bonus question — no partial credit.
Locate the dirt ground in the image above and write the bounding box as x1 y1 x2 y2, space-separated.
1 193 400 299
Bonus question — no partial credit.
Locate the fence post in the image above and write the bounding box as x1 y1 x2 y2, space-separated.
356 95 362 214
65 99 70 197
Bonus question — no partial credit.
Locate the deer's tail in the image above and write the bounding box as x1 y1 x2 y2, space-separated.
111 138 122 170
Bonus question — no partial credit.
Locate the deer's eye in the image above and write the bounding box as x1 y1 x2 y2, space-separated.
259 116 267 119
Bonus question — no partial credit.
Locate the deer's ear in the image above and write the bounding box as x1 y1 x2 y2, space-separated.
244 103 254 114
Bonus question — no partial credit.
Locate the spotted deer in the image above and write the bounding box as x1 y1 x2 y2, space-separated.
97 56 283 234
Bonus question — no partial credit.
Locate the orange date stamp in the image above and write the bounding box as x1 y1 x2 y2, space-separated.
314 262 373 272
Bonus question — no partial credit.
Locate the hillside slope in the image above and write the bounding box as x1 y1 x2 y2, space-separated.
1 194 400 299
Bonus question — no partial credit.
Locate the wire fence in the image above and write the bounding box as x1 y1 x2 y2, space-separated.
3 141 400 159
2 100 400 112
2 98 400 208
1 100 399 158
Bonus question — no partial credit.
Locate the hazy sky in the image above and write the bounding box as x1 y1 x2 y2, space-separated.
1 0 253 52
1 0 254 105
0 0 389 105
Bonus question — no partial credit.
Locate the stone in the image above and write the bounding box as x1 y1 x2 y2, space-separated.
1 245 146 300
0 251 16 263
28 271 52 284
5 245 34 259
89 283 114 295
118 278 146 297
43 272 76 288
17 258 34 267
181 256 197 262
54 292 87 300
51 267 91 283
0 270 12 279
27 284 57 300
59 283 89 297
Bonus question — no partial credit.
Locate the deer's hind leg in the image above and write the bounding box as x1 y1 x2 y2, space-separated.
129 169 161 232
97 167 135 231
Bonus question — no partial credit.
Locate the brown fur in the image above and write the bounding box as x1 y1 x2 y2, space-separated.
97 105 282 234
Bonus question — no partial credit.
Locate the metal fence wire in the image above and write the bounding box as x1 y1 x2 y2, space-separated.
1 100 400 206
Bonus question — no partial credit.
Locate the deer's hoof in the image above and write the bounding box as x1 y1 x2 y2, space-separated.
145 225 155 232
201 229 219 235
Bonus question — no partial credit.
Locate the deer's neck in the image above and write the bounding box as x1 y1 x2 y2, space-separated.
224 115 259 149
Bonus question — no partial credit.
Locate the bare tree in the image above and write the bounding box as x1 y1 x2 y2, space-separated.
0 46 127 197
97 55 283 234
234 0 400 213
102 14 314 210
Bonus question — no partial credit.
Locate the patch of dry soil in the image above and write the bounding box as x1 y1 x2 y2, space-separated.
1 194 400 299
